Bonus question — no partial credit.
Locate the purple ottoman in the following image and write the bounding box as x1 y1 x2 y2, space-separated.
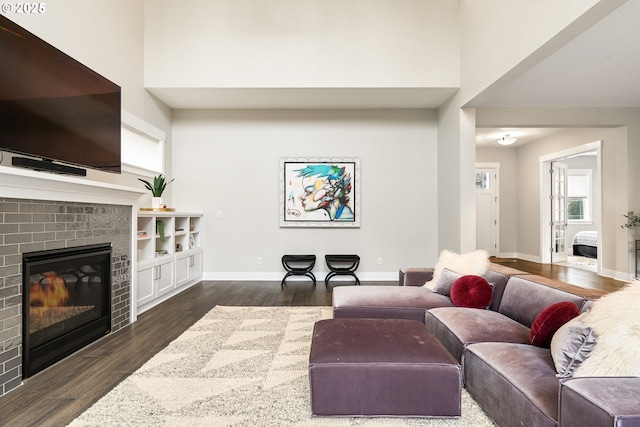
309 318 461 417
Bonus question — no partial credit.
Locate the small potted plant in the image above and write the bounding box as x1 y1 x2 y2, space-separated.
138 174 174 209
621 211 640 230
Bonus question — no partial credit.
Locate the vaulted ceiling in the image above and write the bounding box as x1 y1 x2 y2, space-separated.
475 1 639 148
474 0 640 109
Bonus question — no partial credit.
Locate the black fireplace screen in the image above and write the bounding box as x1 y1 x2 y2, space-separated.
23 243 112 377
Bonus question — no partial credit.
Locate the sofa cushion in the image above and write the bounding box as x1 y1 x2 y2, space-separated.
482 268 509 312
559 377 640 427
580 299 595 313
333 285 454 322
424 307 530 362
498 275 586 328
511 274 606 300
530 302 580 348
550 314 596 378
424 249 489 288
464 342 559 427
450 275 493 309
432 268 461 296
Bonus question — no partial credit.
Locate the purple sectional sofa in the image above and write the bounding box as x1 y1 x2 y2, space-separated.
331 263 640 426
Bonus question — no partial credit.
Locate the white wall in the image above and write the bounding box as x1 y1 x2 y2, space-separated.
144 0 459 89
171 109 439 279
437 94 477 253
459 0 621 105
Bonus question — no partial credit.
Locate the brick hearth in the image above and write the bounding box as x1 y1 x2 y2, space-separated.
0 198 132 396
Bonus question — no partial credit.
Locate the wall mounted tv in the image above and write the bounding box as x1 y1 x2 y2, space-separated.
0 15 121 175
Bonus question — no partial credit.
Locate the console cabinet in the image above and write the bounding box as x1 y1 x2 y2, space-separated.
136 211 203 313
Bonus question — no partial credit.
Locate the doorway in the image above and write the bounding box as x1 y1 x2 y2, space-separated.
476 163 499 257
540 141 602 273
550 161 569 263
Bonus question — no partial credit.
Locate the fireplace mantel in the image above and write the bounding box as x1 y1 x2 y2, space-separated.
0 165 146 206
0 165 145 397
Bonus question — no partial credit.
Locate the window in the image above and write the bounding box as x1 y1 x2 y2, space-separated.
567 170 592 222
121 110 166 176
475 172 491 190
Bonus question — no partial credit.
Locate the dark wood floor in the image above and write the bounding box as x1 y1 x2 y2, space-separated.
0 263 624 427
493 258 625 293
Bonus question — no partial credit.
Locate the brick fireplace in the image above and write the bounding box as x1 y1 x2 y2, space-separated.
0 167 144 396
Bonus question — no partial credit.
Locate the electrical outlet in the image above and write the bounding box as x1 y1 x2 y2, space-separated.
377 257 383 265
256 257 262 265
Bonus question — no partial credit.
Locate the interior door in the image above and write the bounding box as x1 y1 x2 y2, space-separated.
476 167 498 257
551 162 569 263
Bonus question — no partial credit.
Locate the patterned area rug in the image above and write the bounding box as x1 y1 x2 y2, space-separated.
69 306 495 426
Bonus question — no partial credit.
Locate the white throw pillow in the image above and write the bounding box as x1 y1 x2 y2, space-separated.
424 249 490 289
573 280 640 377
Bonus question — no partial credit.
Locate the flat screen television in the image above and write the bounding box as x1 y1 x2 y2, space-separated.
0 15 121 175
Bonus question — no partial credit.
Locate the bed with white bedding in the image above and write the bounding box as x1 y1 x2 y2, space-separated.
572 230 598 258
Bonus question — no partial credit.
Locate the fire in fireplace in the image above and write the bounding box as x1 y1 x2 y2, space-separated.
22 243 112 377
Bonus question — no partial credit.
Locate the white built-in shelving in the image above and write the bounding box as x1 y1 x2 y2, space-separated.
136 211 203 313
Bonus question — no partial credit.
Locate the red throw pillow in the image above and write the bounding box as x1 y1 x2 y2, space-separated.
450 275 493 309
530 302 580 348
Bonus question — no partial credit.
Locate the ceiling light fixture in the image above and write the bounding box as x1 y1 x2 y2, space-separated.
497 135 518 146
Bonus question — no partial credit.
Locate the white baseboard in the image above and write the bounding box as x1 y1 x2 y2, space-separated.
513 252 541 263
496 252 543 263
495 252 518 259
202 271 399 282
607 268 634 283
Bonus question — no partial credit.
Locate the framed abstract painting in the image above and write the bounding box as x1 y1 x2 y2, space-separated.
280 158 360 228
